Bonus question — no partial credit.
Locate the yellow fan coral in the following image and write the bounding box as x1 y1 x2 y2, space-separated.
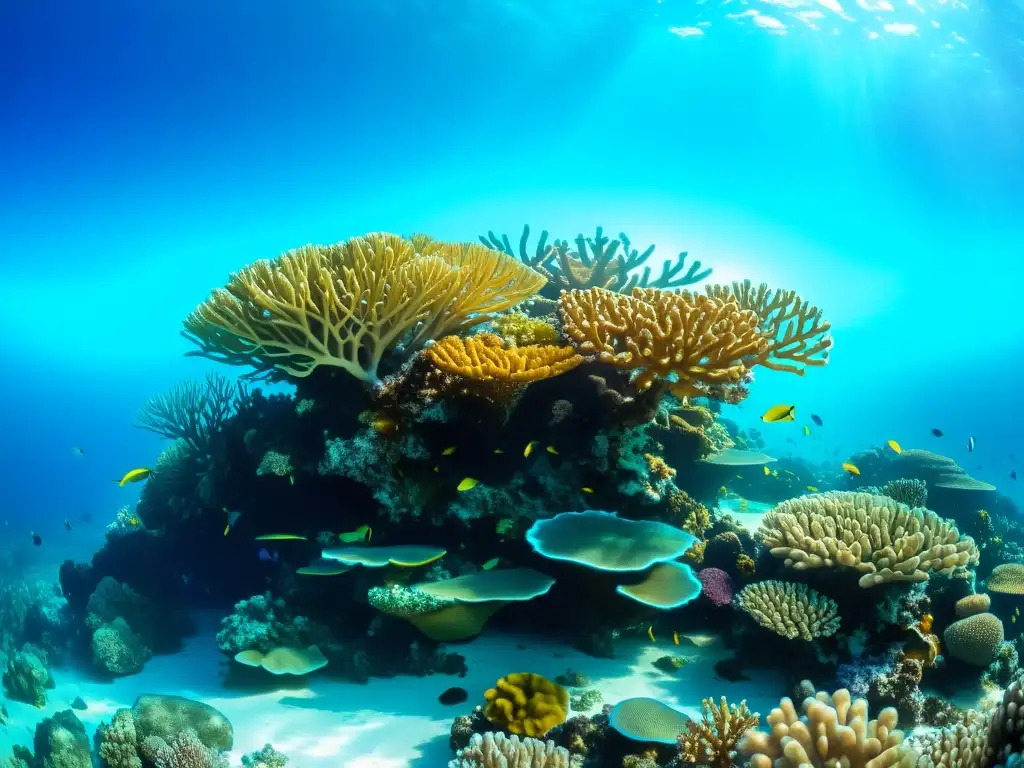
183 233 546 383
558 287 767 393
426 333 583 382
483 673 569 737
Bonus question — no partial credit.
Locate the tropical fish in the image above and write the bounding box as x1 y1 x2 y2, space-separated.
718 486 728 495
223 509 242 536
1013 615 1018 624
370 416 399 437
254 534 307 541
888 440 902 454
338 524 372 544
118 468 151 486
524 441 537 458
129 517 140 527
1016 607 1020 616
842 462 861 476
438 687 469 706
771 469 778 478
967 436 976 452
811 414 823 426
647 626 656 643
672 631 680 645
546 446 559 456
761 405 796 423
433 466 439 473
481 558 499 571
442 446 457 456
71 446 85 457
64 519 72 531
803 426 811 436
807 485 819 492
258 548 279 563
493 449 504 455
457 477 479 492
763 467 771 476
581 487 594 494
30 533 42 546
931 428 944 437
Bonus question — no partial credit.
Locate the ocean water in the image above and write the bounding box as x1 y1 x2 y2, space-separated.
0 0 1022 766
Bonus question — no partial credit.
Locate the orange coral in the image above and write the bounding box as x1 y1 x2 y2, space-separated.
426 333 583 382
644 453 677 481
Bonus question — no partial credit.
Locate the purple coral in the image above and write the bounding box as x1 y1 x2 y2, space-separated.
697 568 734 606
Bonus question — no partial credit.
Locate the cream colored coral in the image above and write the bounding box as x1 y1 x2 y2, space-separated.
955 593 992 618
911 715 987 768
943 613 1004 666
737 688 917 768
448 732 579 768
758 492 979 588
735 581 840 641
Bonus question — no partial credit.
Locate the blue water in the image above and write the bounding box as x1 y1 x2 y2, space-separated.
1 0 1021 566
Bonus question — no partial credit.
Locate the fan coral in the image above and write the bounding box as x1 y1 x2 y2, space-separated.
449 731 580 768
183 233 546 383
559 287 767 393
738 687 916 768
426 333 583 382
483 673 570 737
758 492 979 588
942 612 1004 666
697 568 735 606
680 697 760 768
134 372 247 455
735 581 840 641
491 312 560 346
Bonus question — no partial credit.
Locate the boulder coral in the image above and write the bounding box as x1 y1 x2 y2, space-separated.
131 695 233 752
91 617 152 676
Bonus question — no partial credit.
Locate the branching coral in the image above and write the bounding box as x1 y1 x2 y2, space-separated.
735 581 840 641
449 732 580 768
426 333 583 382
215 593 310 655
559 287 766 393
183 233 546 383
146 730 228 768
758 492 979 588
97 709 142 768
680 697 760 768
134 372 247 455
483 673 569 737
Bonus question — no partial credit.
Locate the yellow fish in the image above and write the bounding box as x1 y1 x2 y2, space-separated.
842 462 861 476
254 534 307 541
807 485 819 492
647 625 656 643
457 477 479 492
1014 615 1018 624
803 425 811 436
338 524 372 544
673 631 680 645
442 446 456 456
887 440 903 454
546 446 559 456
761 404 796 423
129 517 140 526
371 416 399 437
118 468 151 486
581 487 594 494
481 558 499 571
763 467 771 476
223 524 230 536
493 449 504 455
524 441 537 458
1016 607 1020 616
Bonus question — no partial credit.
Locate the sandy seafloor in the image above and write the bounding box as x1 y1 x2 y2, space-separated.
0 613 786 767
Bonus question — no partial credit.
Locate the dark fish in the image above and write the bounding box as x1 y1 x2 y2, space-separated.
1012 471 1017 480
968 436 975 452
257 548 279 563
931 428 943 437
30 533 42 546
438 687 469 706
811 414 823 426
64 519 72 531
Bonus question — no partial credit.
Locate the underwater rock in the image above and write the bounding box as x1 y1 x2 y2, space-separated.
91 617 152 677
2 647 52 708
131 694 234 752
33 709 92 768
71 696 87 710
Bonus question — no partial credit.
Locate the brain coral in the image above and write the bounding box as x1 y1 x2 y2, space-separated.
758 492 978 588
987 564 1024 595
942 612 1004 667
735 581 840 641
483 673 569 737
131 695 233 752
955 593 992 618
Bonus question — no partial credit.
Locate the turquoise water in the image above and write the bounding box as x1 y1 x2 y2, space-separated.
1 1 1022 766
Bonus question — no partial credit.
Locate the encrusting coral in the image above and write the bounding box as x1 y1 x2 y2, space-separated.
680 697 760 768
483 673 570 737
183 233 546 383
735 581 841 641
758 492 979 588
426 333 583 382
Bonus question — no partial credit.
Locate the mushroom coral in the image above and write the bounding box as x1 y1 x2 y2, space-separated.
483 673 569 737
183 233 546 383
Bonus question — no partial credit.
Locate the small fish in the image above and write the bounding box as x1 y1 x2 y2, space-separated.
967 436 975 452
888 440 902 454
457 477 479 492
371 416 399 437
1012 471 1017 480
118 468 151 486
763 467 771 476
493 449 504 455
803 425 811 436
338 524 372 544
442 446 457 456
223 509 242 536
762 404 796 423
71 446 85 457
672 631 680 645
811 414 823 426
807 485 819 492
438 687 469 706
30 532 42 546
546 446 559 456
433 466 439 473
931 428 944 437
718 485 728 495
842 462 861 476
481 558 499 571
524 441 537 458
771 469 778 478
254 534 307 541
258 548 279 564
1013 615 1018 624
64 519 72 531
129 517 140 526
581 487 594 494
1016 607 1020 616
647 625 656 643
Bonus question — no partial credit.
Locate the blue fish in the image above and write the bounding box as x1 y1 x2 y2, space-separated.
258 548 279 564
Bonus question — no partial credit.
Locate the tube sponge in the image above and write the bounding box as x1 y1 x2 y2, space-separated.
483 673 569 737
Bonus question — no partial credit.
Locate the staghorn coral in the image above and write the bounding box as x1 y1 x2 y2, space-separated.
484 673 570 738
680 697 760 768
737 687 916 768
491 312 560 346
758 492 979 588
134 372 247 455
449 731 580 768
943 613 1004 667
559 287 766 394
183 233 546 383
426 333 583 382
735 581 840 641
704 280 832 375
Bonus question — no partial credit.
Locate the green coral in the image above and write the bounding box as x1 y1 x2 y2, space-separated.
242 745 289 768
215 592 309 655
3 648 51 707
294 398 315 416
96 710 141 768
256 451 293 477
490 312 560 346
91 618 151 676
570 689 604 711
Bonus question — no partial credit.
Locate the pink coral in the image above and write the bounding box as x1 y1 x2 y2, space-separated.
697 568 734 606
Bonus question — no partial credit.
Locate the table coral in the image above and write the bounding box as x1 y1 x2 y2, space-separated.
426 333 583 382
483 673 570 737
680 697 760 768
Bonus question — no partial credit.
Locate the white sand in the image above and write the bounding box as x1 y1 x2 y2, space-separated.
0 614 785 767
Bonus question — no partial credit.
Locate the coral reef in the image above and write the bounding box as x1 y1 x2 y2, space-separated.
735 581 840 641
426 333 583 382
96 709 141 768
943 612 1005 666
483 673 570 737
131 695 233 752
215 593 310 655
241 745 288 768
2 647 51 707
32 709 92 768
91 617 152 676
